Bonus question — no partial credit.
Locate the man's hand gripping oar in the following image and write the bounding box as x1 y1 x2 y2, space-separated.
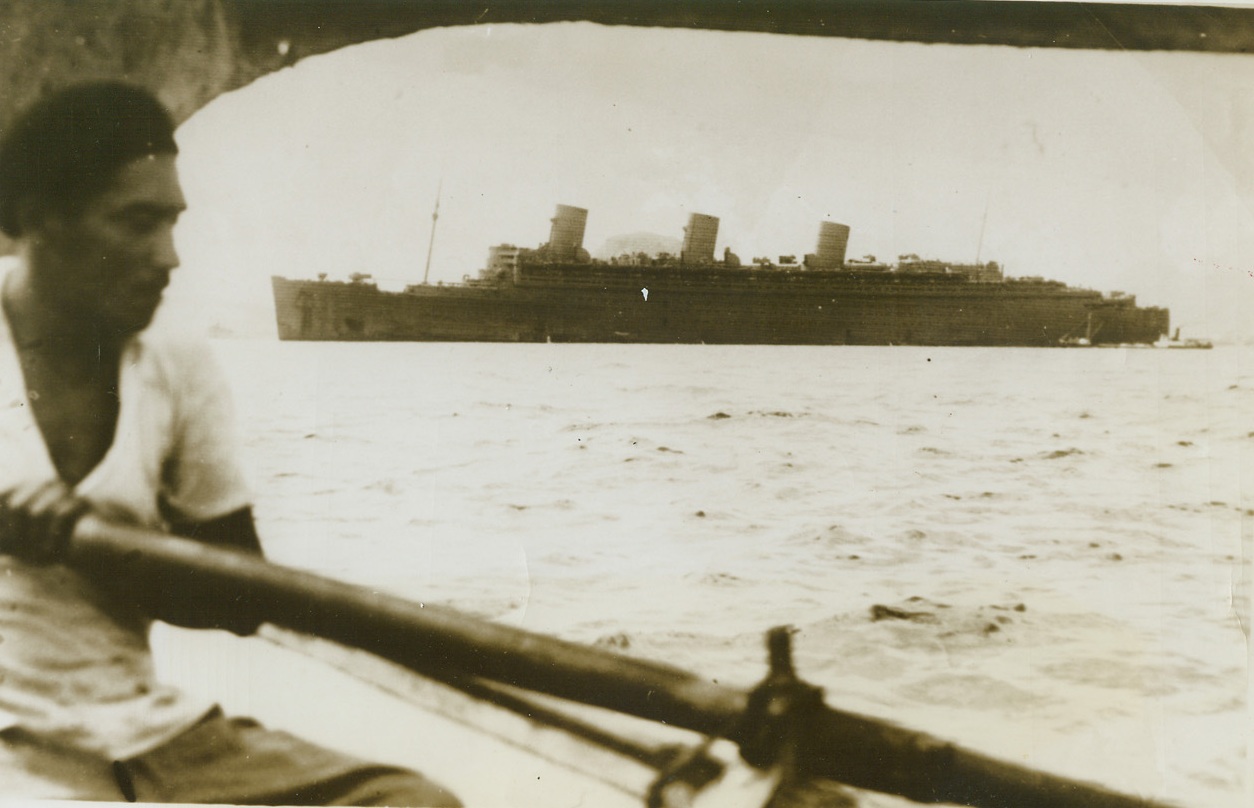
0 479 91 565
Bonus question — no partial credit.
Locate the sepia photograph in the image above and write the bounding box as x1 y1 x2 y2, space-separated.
0 2 1250 807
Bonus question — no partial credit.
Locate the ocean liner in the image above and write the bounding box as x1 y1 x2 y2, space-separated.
271 205 1169 346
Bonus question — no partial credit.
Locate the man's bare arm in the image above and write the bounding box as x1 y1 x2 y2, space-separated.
151 506 267 635
169 506 264 558
2 491 269 634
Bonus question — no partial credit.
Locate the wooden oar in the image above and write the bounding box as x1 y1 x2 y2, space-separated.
67 515 1174 808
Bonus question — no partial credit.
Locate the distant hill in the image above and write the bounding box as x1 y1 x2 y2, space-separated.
595 233 682 261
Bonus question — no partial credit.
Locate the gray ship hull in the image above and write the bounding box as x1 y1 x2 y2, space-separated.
271 269 1169 347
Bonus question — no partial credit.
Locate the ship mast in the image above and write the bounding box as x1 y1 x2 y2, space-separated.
974 190 990 265
422 180 441 285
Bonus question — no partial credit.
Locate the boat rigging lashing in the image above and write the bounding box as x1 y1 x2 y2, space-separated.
645 738 725 808
734 627 826 793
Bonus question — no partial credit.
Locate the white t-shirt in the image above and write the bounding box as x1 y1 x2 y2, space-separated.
0 263 253 767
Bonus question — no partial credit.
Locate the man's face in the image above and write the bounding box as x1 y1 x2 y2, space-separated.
35 153 187 336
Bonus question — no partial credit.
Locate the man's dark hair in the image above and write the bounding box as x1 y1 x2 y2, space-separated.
0 81 179 238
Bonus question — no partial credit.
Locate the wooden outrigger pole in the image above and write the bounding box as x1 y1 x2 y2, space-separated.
67 515 1173 808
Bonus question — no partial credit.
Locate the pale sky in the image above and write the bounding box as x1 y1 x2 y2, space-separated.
169 23 1254 341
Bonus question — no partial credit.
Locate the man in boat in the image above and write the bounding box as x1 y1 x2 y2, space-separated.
0 82 461 806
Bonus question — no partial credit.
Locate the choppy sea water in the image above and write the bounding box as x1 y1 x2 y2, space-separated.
212 340 1249 808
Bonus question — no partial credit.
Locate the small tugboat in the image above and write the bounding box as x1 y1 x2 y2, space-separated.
1156 328 1214 349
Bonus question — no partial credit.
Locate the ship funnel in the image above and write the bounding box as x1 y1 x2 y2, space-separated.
547 204 588 261
681 213 719 265
813 222 851 269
